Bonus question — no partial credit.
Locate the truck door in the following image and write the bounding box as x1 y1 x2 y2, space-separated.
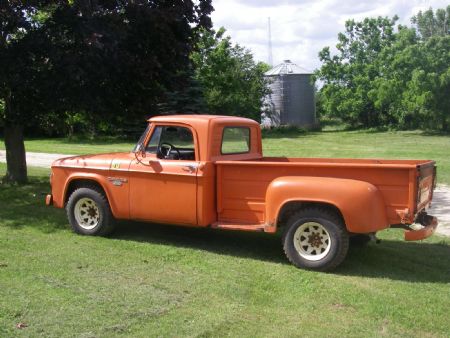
129 124 198 225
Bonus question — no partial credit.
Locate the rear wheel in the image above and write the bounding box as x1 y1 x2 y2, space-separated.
282 208 349 271
66 186 115 236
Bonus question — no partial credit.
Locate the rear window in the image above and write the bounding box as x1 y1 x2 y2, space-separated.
221 127 250 154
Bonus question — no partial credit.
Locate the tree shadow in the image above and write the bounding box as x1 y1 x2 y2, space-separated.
0 177 68 233
260 127 390 140
262 130 327 140
420 130 450 137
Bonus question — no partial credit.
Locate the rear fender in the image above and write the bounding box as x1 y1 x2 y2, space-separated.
265 176 388 233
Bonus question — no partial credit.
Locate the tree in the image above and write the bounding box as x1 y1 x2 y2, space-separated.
369 27 422 128
402 36 450 131
316 6 450 131
1 0 213 183
0 1 56 183
315 17 398 128
370 7 450 131
156 68 208 115
191 28 270 121
411 5 450 40
407 6 450 131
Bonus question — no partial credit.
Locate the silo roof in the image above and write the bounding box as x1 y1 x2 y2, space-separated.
265 59 312 76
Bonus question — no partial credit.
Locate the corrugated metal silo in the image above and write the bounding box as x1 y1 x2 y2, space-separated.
263 60 316 127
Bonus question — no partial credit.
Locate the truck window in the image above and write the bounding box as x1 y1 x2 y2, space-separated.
221 127 250 154
146 125 195 160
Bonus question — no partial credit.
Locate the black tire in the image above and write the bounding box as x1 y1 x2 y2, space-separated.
66 186 115 236
349 234 372 247
282 208 349 271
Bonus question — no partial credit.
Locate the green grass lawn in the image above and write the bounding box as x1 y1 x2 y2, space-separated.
1 129 449 184
1 131 450 336
0 165 450 337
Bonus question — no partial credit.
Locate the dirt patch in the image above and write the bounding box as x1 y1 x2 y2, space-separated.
428 185 450 237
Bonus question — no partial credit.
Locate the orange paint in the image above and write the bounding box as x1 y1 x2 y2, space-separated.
47 115 438 240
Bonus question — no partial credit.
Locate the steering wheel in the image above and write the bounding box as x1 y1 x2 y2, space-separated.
159 142 181 159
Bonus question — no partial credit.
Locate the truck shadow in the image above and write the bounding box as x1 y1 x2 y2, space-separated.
112 221 450 283
113 220 285 264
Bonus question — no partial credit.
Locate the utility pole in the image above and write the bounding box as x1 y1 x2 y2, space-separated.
268 17 273 67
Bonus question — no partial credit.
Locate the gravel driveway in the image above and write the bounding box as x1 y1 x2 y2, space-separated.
0 150 74 168
1 150 449 237
428 185 450 237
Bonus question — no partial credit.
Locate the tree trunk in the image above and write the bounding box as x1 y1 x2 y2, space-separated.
3 98 27 184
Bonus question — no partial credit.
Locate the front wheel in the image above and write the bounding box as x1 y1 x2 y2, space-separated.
66 186 115 236
282 208 349 271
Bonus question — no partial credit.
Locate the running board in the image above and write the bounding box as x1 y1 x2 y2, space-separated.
211 222 265 232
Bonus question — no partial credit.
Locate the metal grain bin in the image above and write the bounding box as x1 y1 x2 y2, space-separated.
263 60 316 127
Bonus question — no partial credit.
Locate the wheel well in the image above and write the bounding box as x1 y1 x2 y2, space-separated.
65 179 106 204
276 201 345 230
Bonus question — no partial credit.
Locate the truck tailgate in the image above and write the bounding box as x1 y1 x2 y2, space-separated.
416 161 437 212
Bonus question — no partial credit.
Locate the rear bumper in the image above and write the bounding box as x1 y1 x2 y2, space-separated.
45 194 53 206
404 216 438 241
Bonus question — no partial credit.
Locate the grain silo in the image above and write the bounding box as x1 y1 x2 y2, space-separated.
263 60 316 127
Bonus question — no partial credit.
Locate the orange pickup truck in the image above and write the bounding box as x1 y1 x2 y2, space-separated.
46 115 438 271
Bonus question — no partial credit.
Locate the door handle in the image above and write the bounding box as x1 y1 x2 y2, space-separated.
182 165 197 173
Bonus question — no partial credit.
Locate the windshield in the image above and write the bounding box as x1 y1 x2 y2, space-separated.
132 123 151 152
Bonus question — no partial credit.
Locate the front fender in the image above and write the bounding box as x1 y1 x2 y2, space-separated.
265 176 388 233
51 169 128 219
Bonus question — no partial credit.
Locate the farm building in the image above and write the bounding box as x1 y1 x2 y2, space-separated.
262 60 316 127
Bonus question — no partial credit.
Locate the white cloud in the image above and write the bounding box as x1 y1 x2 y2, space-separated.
211 0 449 71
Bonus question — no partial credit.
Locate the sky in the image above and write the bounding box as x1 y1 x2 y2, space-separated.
211 0 448 72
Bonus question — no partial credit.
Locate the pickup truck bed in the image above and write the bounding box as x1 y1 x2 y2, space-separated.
217 157 436 232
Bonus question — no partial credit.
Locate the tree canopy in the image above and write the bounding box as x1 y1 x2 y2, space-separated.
0 0 213 183
316 6 450 131
191 28 270 122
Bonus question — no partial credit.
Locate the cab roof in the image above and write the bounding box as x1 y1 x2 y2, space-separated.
148 114 258 125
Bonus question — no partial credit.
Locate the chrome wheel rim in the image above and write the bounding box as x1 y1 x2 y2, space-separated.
74 198 100 230
293 222 331 261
